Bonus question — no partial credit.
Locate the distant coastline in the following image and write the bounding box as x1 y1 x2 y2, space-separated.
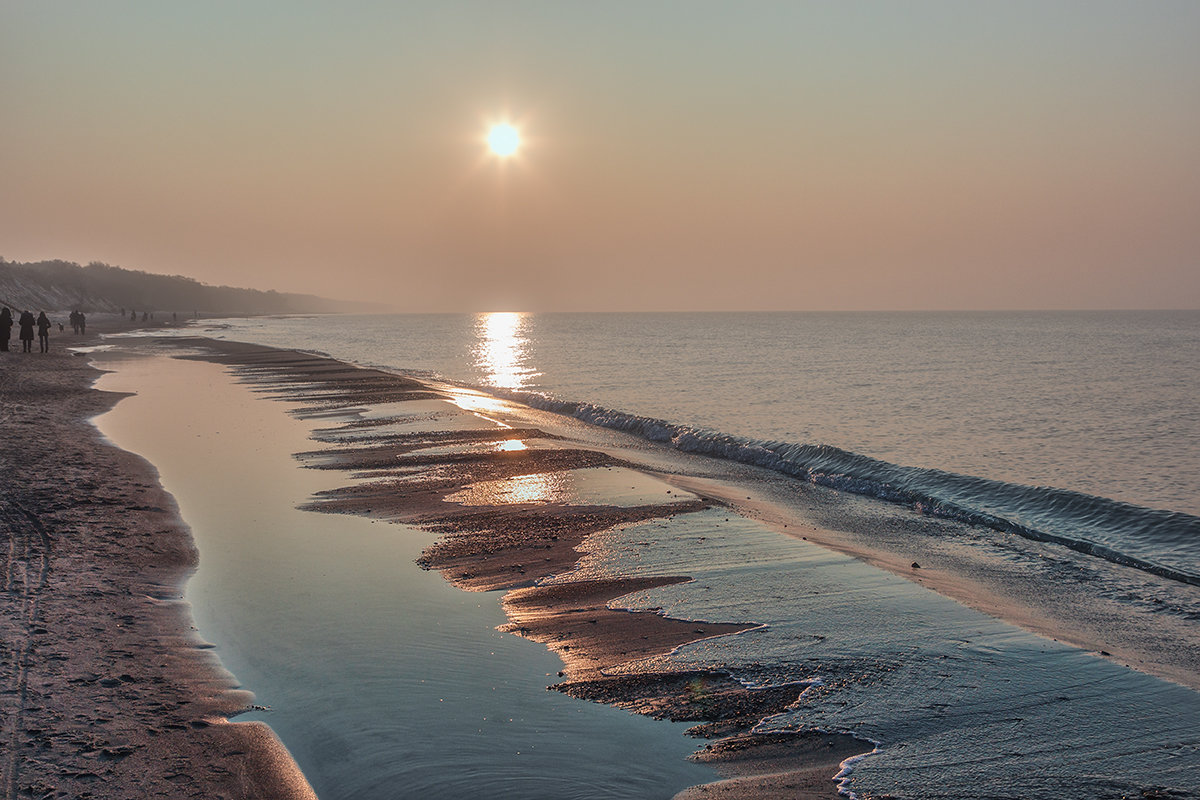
0 257 384 316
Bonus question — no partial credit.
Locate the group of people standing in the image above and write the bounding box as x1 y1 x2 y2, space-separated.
0 308 54 353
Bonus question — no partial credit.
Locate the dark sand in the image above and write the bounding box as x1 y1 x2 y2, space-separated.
0 330 315 799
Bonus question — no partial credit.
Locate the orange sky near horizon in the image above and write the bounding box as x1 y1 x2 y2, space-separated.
2 2 1198 311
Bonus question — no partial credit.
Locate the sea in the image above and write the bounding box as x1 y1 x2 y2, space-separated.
101 310 1200 799
193 310 1200 581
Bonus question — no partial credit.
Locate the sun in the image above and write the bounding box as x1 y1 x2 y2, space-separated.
487 123 520 157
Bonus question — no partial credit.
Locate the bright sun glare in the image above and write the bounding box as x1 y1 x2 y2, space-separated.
487 123 520 157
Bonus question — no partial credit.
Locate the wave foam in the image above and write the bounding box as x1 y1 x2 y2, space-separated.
503 391 1200 587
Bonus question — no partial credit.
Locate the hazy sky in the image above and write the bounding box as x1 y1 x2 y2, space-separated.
3 2 1198 311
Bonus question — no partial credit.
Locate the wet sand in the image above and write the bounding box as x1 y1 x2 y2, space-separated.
164 337 878 798
0 332 316 799
0 328 871 798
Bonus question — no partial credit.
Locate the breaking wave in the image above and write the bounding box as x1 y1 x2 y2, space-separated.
507 392 1200 587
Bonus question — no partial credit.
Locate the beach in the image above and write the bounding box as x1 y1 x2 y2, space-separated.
7 0 1200 794
0 329 316 799
3 325 1198 799
1 332 861 799
165 338 874 798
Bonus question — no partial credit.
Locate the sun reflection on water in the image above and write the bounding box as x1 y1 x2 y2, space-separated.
448 390 508 415
474 311 537 390
447 471 562 506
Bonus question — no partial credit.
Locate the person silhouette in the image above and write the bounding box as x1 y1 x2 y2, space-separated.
18 311 35 353
0 307 12 352
78 312 86 335
37 312 52 353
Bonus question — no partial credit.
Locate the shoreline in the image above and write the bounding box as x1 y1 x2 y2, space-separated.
0 328 317 799
168 334 1199 797
5 325 1197 798
180 336 874 797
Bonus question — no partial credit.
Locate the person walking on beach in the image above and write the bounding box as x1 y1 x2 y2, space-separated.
18 311 35 353
0 307 12 352
36 312 52 353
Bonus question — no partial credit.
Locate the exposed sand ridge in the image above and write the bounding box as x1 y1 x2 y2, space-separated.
171 336 876 799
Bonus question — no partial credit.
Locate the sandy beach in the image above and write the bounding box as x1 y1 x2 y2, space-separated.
0 328 316 799
7 2 1199 795
5 327 1198 799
